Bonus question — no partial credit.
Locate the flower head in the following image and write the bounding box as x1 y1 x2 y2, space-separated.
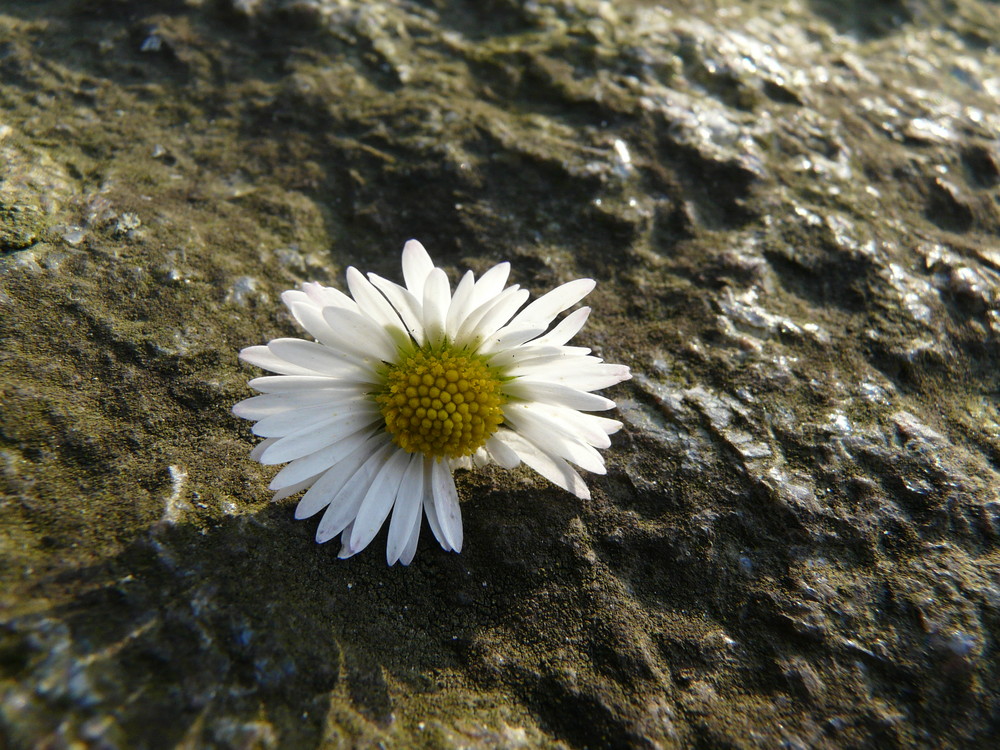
233 240 631 564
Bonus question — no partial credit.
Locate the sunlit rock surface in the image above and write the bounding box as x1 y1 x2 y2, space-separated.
2 0 999 747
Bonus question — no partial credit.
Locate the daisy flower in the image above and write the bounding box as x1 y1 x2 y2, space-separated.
233 240 631 565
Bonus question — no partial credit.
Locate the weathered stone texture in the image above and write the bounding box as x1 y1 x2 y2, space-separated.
2 0 999 747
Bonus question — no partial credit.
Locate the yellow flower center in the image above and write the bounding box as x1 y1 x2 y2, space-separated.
376 348 506 459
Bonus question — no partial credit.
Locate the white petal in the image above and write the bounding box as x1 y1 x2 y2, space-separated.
287 301 353 351
453 285 521 348
508 359 632 392
473 288 530 341
397 505 423 565
421 267 451 346
503 406 606 474
487 344 567 370
518 279 595 327
260 409 381 464
233 391 344 420
531 306 591 347
481 278 594 353
503 402 607 449
272 476 317 501
269 428 376 490
431 460 463 552
295 436 384 519
314 440 395 541
295 282 358 312
280 288 311 308
252 402 371 438
485 435 521 469
385 454 425 565
421 463 450 552
249 437 278 462
507 401 619 447
267 336 369 377
296 470 344 521
478 325 548 355
445 270 476 338
248 375 375 393
402 239 434 298
456 287 529 350
239 345 318 376
321 306 400 365
555 368 632 392
494 429 590 500
504 380 616 411
368 273 425 345
346 267 411 347
349 448 412 554
504 351 601 377
467 261 510 310
337 521 357 558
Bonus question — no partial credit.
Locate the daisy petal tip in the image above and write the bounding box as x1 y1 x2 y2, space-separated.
387 544 412 567
297 496 324 520
314 527 333 543
337 529 360 557
237 346 265 365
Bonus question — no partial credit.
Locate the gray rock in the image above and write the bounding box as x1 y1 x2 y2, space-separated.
1 0 998 747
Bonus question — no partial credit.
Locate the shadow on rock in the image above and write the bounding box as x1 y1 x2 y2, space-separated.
0 500 491 748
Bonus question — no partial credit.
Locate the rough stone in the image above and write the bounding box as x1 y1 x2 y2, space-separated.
1 0 999 747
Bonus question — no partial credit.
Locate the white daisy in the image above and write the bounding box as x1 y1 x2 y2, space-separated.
233 240 631 565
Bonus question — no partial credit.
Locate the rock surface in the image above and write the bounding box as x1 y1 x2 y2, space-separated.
2 0 999 747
